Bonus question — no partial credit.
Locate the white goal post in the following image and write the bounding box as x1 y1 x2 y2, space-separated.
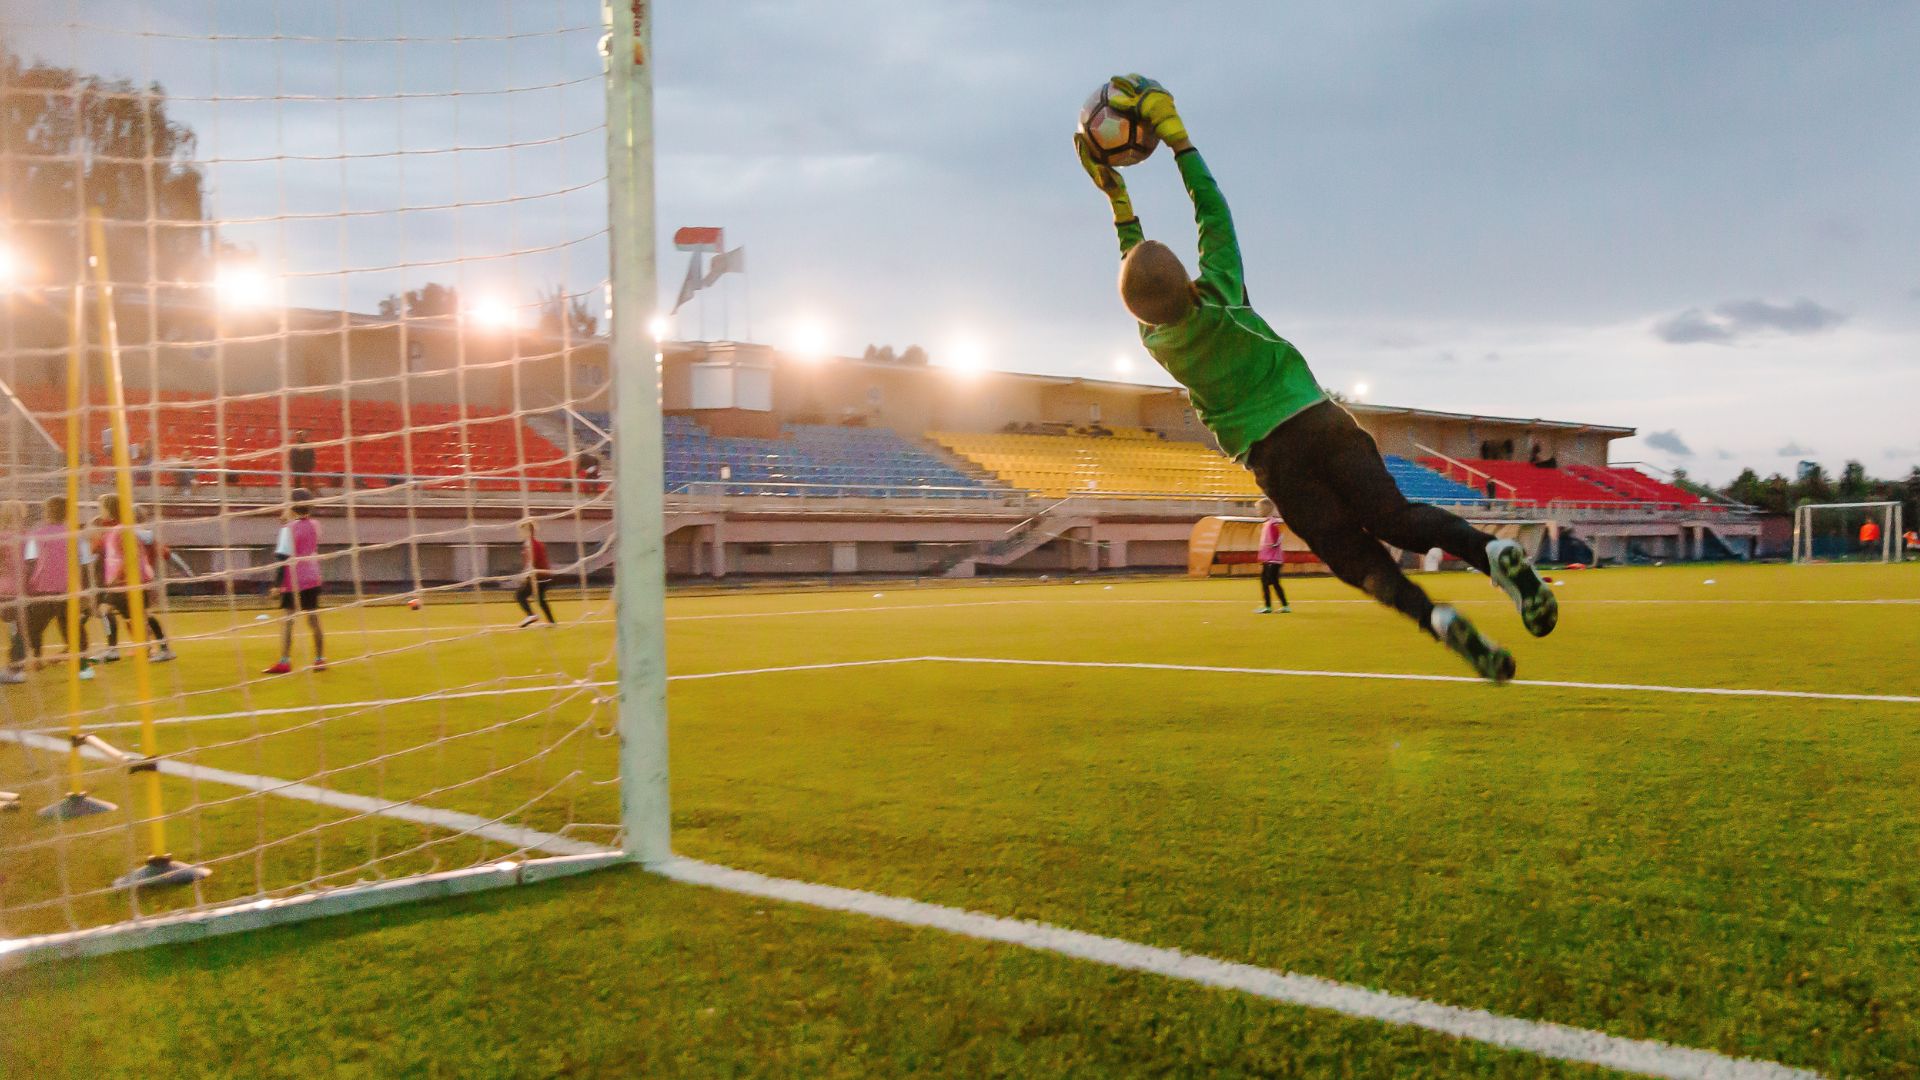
1791 501 1903 563
0 1 664 966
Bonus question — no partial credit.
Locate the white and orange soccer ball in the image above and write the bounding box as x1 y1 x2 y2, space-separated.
406 596 422 611
1078 82 1160 168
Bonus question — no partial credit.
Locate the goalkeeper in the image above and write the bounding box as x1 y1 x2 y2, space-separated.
1074 75 1557 681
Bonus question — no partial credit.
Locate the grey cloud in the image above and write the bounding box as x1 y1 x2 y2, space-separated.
1654 299 1846 345
1645 430 1693 457
1777 440 1815 457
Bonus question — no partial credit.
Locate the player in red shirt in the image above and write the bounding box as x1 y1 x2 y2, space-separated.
514 519 558 628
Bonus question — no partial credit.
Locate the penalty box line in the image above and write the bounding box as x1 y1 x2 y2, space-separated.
0 707 1820 1077
29 653 1920 738
0 660 1829 1075
657 858 1818 1080
923 656 1920 705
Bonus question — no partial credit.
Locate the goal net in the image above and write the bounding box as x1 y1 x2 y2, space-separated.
1791 501 1903 564
1 2 664 961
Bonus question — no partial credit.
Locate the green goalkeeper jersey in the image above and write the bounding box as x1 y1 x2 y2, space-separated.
1116 148 1325 461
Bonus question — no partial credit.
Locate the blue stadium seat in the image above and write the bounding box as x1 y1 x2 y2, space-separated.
654 420 995 497
1382 455 1485 504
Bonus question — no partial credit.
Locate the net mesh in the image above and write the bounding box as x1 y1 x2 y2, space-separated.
1 1 625 943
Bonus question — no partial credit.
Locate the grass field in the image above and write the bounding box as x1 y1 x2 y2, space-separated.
5 562 1920 1077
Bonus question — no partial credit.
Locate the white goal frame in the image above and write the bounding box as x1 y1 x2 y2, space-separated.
1791 501 1903 563
0 2 664 968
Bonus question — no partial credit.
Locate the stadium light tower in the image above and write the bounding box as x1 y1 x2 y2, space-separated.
647 314 671 340
944 335 986 376
1114 354 1134 377
213 263 275 309
465 293 520 330
791 318 830 362
1352 381 1370 401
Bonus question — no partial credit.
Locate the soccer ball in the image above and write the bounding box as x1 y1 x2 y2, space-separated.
1078 83 1159 168
406 596 421 611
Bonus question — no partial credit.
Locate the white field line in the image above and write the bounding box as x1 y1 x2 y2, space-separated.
142 595 1920 648
0 657 1831 1075
924 656 1920 705
20 657 935 734
0 729 608 858
655 857 1818 1080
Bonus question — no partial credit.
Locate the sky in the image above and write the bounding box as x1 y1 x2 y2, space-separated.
6 0 1918 484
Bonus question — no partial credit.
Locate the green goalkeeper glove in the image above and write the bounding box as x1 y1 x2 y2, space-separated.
1075 132 1136 223
1109 73 1188 148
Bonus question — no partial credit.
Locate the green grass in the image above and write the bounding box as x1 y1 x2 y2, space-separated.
5 563 1920 1077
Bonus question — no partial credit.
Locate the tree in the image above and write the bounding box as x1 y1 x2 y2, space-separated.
1792 463 1832 506
2 49 209 289
377 282 459 320
536 284 597 338
1838 460 1870 501
898 345 928 366
1724 467 1764 508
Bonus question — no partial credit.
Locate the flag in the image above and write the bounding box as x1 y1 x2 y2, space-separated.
671 252 704 313
700 246 745 287
673 226 723 253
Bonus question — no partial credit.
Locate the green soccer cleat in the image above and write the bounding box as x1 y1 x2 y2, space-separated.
1488 539 1557 638
1432 604 1515 683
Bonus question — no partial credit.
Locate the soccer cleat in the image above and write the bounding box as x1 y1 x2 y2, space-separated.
78 666 95 681
263 660 293 675
1280 605 1291 614
312 658 329 672
100 649 122 663
152 645 177 663
1 668 25 685
1255 606 1272 614
517 615 539 629
1431 604 1515 683
1487 539 1558 638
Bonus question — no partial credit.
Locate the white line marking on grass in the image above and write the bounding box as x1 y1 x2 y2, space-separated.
923 656 1920 705
654 857 1819 1080
0 730 608 857
24 657 934 734
0 663 1833 1075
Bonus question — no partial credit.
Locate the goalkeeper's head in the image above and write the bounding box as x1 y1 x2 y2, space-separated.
1119 240 1198 326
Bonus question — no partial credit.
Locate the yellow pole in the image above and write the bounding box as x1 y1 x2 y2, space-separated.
85 210 170 864
59 256 88 798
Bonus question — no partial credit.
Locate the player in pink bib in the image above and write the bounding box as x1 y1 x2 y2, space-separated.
264 489 327 674
1254 498 1291 615
1 500 28 683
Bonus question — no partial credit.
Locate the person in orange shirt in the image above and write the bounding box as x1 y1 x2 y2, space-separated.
1859 518 1881 551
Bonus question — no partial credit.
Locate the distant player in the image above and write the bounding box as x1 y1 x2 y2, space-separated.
86 497 122 661
0 500 28 684
21 495 96 679
514 519 558 628
1075 76 1556 680
1254 499 1290 614
264 489 326 674
95 493 176 663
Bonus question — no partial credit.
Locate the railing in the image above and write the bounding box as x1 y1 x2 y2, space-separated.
1412 442 1519 498
677 480 1025 502
0 377 63 456
1611 460 1758 512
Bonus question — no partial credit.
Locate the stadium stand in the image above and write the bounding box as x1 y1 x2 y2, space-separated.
1421 458 1628 505
1564 464 1703 506
666 417 998 497
932 428 1260 499
1382 455 1487 504
20 390 575 490
933 430 1491 503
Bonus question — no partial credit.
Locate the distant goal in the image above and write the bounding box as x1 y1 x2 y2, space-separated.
1791 502 1904 563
